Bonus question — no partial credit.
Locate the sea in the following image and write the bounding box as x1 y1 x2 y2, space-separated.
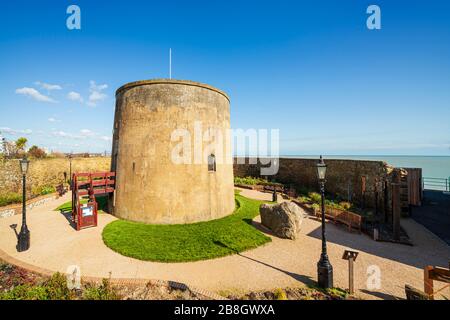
283 156 450 188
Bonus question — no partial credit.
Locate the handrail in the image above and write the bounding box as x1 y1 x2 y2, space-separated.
423 177 449 191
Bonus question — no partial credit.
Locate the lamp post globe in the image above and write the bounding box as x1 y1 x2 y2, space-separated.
17 157 30 252
316 155 333 288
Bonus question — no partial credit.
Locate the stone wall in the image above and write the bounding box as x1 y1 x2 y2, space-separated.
0 157 111 199
234 157 397 212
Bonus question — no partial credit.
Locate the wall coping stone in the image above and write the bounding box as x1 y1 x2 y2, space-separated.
116 78 230 102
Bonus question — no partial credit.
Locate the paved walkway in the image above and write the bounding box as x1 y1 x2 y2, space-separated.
412 190 450 245
0 190 449 300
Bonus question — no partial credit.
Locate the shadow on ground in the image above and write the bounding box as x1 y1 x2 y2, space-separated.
57 195 110 231
9 224 18 239
58 208 77 230
360 289 399 300
213 240 315 287
411 190 450 246
306 219 447 270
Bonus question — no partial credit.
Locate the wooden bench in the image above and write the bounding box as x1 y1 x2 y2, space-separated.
263 184 284 193
56 184 67 197
316 206 362 233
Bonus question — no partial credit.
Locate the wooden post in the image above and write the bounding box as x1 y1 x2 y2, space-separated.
348 256 354 294
347 180 352 202
383 180 388 223
375 191 379 216
424 265 434 300
373 228 379 241
392 183 401 241
361 176 366 209
342 250 359 295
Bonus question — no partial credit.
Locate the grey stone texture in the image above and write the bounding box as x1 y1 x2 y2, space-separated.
259 201 306 239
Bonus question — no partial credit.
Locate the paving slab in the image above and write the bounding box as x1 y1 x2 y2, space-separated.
0 191 449 300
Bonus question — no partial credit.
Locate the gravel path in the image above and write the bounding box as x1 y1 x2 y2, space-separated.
0 190 448 300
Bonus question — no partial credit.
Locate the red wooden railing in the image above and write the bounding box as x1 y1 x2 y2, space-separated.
71 172 115 230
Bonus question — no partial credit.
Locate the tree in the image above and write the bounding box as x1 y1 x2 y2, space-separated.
28 145 47 159
15 137 28 151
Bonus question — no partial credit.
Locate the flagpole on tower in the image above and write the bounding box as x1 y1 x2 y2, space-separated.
169 48 172 79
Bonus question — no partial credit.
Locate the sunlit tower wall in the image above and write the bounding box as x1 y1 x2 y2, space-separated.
110 79 235 224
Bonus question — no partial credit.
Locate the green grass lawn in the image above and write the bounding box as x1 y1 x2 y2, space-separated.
55 196 108 214
102 193 272 262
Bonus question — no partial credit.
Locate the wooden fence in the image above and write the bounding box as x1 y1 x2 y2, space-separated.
404 168 422 206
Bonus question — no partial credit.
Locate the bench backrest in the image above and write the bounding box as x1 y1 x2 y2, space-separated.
325 206 361 227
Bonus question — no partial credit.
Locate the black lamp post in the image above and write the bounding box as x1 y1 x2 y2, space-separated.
17 156 30 252
316 155 333 288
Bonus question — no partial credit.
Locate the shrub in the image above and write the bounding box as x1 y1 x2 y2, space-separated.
311 203 320 213
82 279 120 300
45 272 74 300
0 284 45 300
28 145 47 159
297 196 311 204
234 176 268 186
326 287 348 299
325 199 336 207
0 273 74 300
308 192 322 204
339 201 352 210
0 192 22 207
274 288 287 300
40 186 56 195
31 185 56 196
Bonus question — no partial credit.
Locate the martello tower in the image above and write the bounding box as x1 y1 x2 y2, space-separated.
110 79 235 224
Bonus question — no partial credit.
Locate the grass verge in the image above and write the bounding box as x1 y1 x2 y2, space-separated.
101 193 271 262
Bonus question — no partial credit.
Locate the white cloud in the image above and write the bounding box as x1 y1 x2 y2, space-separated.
52 130 85 140
90 81 108 91
15 87 57 103
48 129 112 146
67 91 84 103
87 81 108 107
0 127 32 135
48 117 59 122
52 130 72 138
35 81 62 91
80 129 95 137
100 136 112 141
51 129 99 140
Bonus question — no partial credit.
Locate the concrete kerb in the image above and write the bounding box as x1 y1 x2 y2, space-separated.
0 247 227 300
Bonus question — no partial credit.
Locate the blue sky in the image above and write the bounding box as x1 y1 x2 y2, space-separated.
0 0 449 155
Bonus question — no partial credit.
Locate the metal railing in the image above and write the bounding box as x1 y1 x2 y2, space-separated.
423 177 450 191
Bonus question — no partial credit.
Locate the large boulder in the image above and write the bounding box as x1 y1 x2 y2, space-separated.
259 202 306 239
